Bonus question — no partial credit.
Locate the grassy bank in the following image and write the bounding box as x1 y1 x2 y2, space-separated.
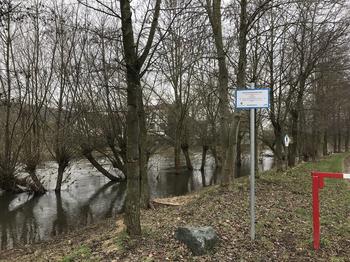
1 154 350 261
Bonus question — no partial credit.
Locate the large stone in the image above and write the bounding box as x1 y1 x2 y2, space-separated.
175 226 218 255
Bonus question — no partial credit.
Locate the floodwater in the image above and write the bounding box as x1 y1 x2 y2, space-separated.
0 151 273 249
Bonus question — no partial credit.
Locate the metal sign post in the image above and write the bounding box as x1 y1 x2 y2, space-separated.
284 134 290 170
249 84 256 240
236 84 270 241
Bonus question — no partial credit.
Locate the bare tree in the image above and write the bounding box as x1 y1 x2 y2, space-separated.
119 0 161 236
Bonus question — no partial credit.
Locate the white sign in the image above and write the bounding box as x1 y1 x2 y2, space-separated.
284 134 290 147
236 89 269 109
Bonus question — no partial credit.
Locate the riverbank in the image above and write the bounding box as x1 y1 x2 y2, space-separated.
1 153 349 261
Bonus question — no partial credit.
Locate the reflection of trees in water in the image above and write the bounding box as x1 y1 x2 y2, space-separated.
0 194 17 249
163 169 191 197
52 182 125 236
0 152 247 249
104 182 126 217
19 196 41 244
78 182 126 225
209 168 218 185
0 181 126 249
0 193 41 249
51 192 68 236
188 169 218 192
155 167 218 197
78 181 117 225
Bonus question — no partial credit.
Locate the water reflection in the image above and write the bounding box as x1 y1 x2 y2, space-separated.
0 151 273 249
0 179 126 250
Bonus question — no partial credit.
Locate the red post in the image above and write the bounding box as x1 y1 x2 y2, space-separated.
311 171 344 250
312 174 320 249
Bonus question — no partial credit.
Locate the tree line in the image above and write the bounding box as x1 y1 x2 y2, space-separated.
0 0 349 236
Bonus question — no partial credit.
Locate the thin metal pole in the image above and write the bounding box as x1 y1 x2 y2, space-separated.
249 83 255 240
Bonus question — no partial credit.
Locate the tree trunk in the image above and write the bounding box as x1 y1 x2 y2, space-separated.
200 145 209 171
236 132 242 169
139 93 150 209
200 170 206 187
337 130 342 153
120 0 141 236
55 161 68 192
83 151 122 182
323 130 328 156
206 0 236 186
273 123 284 171
120 0 161 236
211 146 219 169
333 131 337 153
0 11 16 193
345 124 349 152
124 79 141 236
223 116 240 182
181 143 193 171
174 134 181 172
28 169 46 195
275 133 284 171
0 171 22 193
288 109 298 167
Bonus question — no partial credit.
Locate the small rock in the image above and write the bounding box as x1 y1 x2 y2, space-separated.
175 226 218 256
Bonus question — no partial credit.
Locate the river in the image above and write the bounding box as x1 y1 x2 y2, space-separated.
0 151 273 249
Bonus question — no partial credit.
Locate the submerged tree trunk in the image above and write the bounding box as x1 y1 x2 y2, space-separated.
211 146 219 169
181 143 193 171
83 150 122 182
53 192 68 235
55 160 69 192
174 132 181 172
26 166 46 195
200 145 209 171
0 171 22 193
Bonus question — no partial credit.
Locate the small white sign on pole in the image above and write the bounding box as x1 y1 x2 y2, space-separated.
284 135 290 147
236 89 270 109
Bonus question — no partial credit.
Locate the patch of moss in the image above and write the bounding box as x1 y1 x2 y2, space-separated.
61 245 94 262
113 229 130 251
